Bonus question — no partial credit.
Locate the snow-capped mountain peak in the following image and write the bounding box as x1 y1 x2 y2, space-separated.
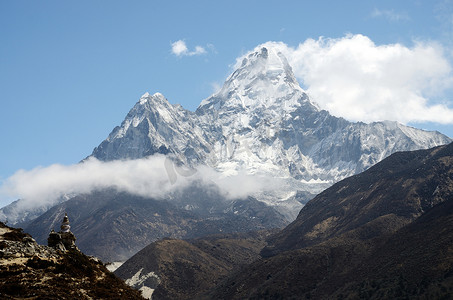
138 92 165 104
198 46 310 115
231 46 298 87
88 44 452 219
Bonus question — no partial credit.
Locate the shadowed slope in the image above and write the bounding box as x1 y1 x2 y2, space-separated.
262 142 453 257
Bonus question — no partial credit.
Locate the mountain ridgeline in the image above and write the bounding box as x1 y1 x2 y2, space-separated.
90 46 450 217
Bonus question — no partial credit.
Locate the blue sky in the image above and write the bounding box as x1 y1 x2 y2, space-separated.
1 0 453 189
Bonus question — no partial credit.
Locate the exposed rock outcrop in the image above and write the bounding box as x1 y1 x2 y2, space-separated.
0 221 144 299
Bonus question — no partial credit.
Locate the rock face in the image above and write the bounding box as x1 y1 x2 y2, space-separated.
91 92 207 163
0 222 144 300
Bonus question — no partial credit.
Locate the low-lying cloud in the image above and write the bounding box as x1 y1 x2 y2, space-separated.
0 155 277 214
242 35 453 125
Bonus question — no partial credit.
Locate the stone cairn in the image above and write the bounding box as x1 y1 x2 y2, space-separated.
47 213 77 251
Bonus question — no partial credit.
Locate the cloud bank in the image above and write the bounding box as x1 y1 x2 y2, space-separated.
171 40 207 57
243 35 453 125
0 155 276 212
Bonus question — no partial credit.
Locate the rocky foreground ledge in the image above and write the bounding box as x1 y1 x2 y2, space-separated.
0 222 144 300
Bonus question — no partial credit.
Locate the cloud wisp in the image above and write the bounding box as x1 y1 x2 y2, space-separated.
171 40 207 57
246 36 453 125
371 8 410 22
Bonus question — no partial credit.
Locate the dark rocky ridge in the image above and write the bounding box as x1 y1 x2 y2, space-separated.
0 222 144 300
25 187 287 262
209 194 453 299
262 141 453 257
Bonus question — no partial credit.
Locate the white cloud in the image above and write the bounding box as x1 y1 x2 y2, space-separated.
193 45 207 55
0 156 184 210
371 8 410 21
171 40 208 57
171 40 188 56
250 36 453 124
0 155 276 215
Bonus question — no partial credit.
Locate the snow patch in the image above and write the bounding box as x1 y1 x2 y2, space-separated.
105 261 124 272
139 286 155 299
125 268 160 300
300 178 331 184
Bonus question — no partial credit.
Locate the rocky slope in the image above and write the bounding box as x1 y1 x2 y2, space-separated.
334 196 453 298
262 141 453 256
114 230 276 300
0 222 144 300
210 193 453 299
